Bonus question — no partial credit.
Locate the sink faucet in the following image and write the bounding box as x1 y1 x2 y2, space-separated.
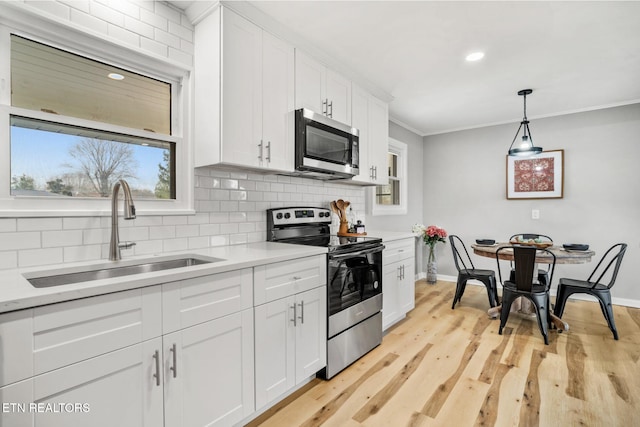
109 179 137 261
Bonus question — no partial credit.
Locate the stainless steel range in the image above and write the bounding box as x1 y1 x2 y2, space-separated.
267 207 384 379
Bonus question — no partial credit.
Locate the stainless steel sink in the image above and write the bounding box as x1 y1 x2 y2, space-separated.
25 255 224 288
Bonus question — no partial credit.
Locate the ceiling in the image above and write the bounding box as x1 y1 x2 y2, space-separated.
170 1 640 136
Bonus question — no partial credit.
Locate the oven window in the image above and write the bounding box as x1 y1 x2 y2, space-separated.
306 124 350 164
328 253 382 316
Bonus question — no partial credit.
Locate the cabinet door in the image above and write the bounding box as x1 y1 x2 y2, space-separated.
221 8 262 167
382 261 401 330
295 286 327 383
368 94 390 185
0 339 164 427
254 296 295 410
351 84 371 183
400 258 416 314
295 50 326 114
262 31 294 172
164 309 254 427
325 69 351 124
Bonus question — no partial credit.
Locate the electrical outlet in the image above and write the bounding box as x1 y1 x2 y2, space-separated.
531 209 540 220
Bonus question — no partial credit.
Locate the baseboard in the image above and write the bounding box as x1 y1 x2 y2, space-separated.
434 275 640 309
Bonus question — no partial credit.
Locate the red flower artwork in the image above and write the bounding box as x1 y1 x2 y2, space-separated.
513 157 555 193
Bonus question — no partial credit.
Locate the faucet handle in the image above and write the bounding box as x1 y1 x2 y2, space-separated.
118 241 136 250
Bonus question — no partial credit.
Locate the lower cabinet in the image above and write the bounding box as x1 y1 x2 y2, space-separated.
383 238 416 330
163 309 254 427
0 254 326 426
0 339 163 427
254 286 326 410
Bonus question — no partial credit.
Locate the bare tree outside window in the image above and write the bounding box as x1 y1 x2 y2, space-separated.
67 138 138 197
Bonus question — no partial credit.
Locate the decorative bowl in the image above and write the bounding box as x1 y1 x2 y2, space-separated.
476 239 496 245
563 243 589 251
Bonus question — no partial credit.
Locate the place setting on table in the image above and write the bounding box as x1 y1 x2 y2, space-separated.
470 235 595 334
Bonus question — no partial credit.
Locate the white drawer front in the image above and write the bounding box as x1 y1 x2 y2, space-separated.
32 286 161 376
383 239 415 265
162 269 253 333
254 255 326 305
0 309 34 388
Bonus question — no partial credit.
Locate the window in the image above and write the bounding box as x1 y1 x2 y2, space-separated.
368 138 408 215
0 25 192 216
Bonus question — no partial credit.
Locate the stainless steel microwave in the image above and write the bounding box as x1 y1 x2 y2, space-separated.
294 108 359 179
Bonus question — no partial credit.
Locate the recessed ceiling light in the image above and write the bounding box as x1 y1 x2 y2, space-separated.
108 73 125 80
465 52 485 62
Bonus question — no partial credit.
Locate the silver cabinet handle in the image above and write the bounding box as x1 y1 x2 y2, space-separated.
328 101 333 118
266 141 271 162
322 99 328 115
170 343 177 378
258 140 263 161
397 266 402 279
292 276 302 280
290 303 297 327
152 350 160 386
298 301 305 324
402 264 405 279
373 166 378 181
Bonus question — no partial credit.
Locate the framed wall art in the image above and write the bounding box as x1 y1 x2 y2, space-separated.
506 149 564 199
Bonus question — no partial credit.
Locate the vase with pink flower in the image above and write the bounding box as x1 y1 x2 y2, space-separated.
412 224 448 284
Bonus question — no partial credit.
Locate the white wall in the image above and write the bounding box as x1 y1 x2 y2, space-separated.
423 103 640 301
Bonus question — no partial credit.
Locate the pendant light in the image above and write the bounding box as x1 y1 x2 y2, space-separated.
508 89 542 156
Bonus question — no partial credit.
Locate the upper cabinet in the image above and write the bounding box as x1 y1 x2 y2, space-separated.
351 84 389 186
194 6 294 172
295 50 351 125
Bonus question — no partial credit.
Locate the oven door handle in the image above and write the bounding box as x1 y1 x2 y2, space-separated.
329 245 384 260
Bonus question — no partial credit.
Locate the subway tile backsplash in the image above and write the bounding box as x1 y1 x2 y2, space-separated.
0 167 366 270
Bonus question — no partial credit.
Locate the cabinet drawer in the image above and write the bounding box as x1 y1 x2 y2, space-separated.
254 255 326 305
32 286 161 377
162 269 253 333
383 239 415 265
0 309 34 387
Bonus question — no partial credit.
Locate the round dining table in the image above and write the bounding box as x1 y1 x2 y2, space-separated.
470 242 595 331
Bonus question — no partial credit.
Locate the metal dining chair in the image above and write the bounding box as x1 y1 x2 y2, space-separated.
553 243 627 340
509 233 553 286
496 245 556 345
449 235 499 309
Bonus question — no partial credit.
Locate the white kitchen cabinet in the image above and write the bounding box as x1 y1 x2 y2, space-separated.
0 286 161 389
350 84 389 185
382 238 416 330
254 286 326 410
163 309 255 427
195 6 294 172
295 50 351 124
0 339 164 427
254 255 327 411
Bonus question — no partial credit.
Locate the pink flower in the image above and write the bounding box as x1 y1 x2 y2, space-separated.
415 224 448 247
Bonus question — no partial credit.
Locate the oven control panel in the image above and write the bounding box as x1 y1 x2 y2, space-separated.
268 207 332 226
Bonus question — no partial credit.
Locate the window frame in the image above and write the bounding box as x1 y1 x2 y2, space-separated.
368 138 408 216
0 17 194 217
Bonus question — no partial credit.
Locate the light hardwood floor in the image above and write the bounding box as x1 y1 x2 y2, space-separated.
249 280 640 427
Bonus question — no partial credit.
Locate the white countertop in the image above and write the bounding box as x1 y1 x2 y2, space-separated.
0 242 327 314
